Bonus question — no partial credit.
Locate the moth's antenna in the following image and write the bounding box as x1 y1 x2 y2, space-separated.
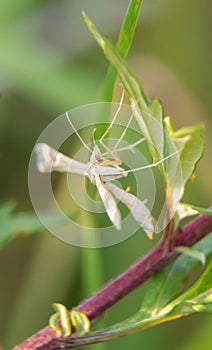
66 112 92 153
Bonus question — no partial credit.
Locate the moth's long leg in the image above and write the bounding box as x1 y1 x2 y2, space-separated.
94 175 121 230
124 149 180 174
99 93 143 162
106 182 154 238
98 141 122 165
113 113 134 151
101 138 145 162
99 90 124 142
35 143 88 175
112 137 145 154
98 91 125 165
66 112 92 153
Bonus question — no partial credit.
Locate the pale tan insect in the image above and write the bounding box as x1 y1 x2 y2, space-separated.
35 97 177 238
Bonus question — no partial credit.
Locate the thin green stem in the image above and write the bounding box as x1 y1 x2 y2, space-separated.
102 0 143 102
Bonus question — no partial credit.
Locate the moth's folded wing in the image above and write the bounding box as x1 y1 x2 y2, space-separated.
34 143 87 175
106 183 155 238
95 177 121 230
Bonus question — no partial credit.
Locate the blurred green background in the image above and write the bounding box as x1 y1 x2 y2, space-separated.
0 1 212 349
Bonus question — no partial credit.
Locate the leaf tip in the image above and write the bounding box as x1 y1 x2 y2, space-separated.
82 10 93 29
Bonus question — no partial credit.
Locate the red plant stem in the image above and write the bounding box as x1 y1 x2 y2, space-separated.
12 211 212 350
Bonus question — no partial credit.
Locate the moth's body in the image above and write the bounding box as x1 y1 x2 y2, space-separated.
87 145 127 183
36 143 127 182
35 142 154 236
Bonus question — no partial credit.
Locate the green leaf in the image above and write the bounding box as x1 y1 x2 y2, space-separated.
82 11 149 109
163 119 205 211
116 0 143 57
173 123 205 186
103 0 143 101
164 257 212 314
0 201 77 248
137 234 212 319
131 96 164 164
175 246 206 266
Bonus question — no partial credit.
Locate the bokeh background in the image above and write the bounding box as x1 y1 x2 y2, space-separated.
0 1 212 349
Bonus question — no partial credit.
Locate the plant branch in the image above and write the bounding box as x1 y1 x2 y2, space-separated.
12 210 212 350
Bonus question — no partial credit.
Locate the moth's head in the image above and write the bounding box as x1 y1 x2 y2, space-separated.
90 145 103 163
